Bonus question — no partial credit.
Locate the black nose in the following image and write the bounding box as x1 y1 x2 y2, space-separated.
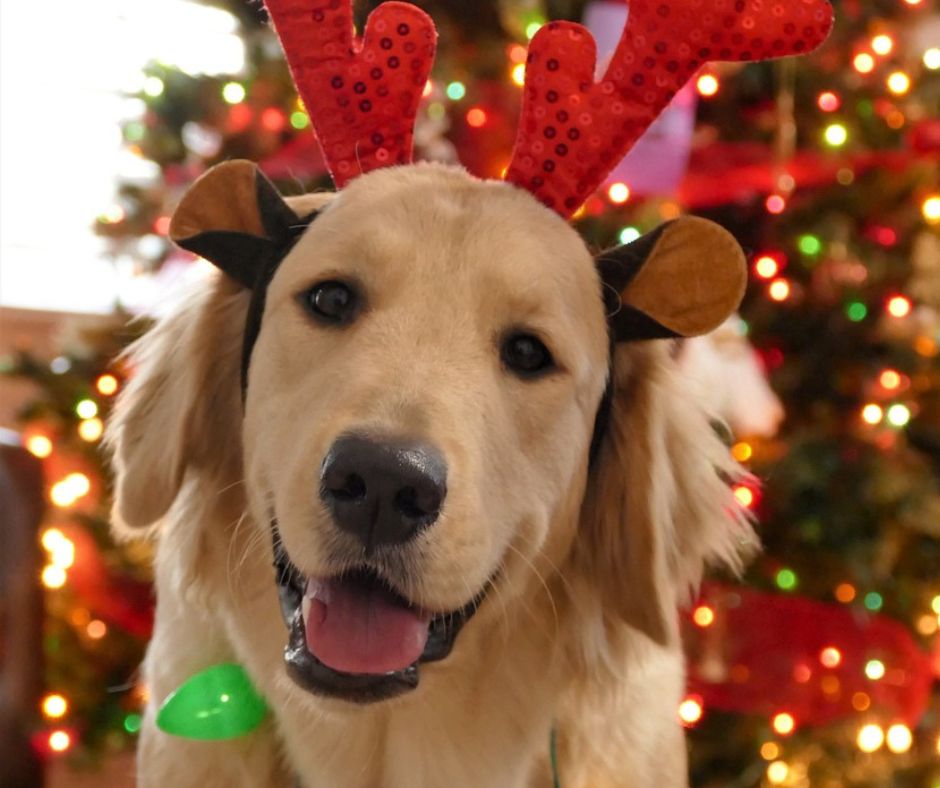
319 434 448 551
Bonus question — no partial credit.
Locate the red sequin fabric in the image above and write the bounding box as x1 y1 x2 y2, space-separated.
506 0 834 217
264 0 437 188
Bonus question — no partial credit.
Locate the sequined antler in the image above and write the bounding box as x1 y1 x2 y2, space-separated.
264 0 437 188
505 0 834 217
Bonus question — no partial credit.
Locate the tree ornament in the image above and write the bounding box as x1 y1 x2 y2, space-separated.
156 663 268 740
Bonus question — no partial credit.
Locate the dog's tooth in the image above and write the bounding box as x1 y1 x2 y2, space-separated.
301 594 311 624
305 577 330 603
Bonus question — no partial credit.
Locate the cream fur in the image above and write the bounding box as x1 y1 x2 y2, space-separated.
107 164 753 787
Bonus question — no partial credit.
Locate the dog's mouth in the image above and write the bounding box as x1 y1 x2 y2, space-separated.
273 537 485 703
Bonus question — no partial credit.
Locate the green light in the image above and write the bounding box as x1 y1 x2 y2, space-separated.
846 302 867 322
222 82 246 104
776 568 798 591
798 234 822 256
445 81 466 101
290 111 309 130
124 713 142 734
619 226 641 245
857 99 873 117
886 404 911 428
525 21 543 39
124 122 146 142
863 591 883 611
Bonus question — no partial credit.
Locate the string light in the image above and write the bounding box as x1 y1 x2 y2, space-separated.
466 108 487 128
846 301 867 322
42 694 68 719
765 194 786 214
871 35 894 56
772 712 795 736
820 647 842 668
857 724 884 753
50 473 91 508
798 234 822 256
619 227 641 244
696 74 719 97
422 80 433 98
732 441 753 462
824 123 848 147
26 435 53 458
864 592 884 611
98 205 125 225
79 418 104 443
924 48 940 70
861 403 883 425
511 63 526 86
42 565 67 589
260 108 286 132
853 53 875 74
916 614 938 635
886 71 910 96
776 568 798 591
852 692 871 711
835 583 856 603
768 278 791 302
865 659 886 680
886 296 912 318
48 730 72 754
817 91 840 112
607 183 630 204
508 44 528 63
886 404 911 428
142 76 165 97
124 713 143 734
922 196 940 224
755 255 780 279
879 369 901 390
760 742 779 760
445 81 466 101
290 111 309 130
86 620 108 640
222 82 246 104
75 399 98 419
96 374 119 396
886 724 912 754
525 21 542 39
693 605 715 627
766 761 789 784
678 696 704 726
733 484 756 507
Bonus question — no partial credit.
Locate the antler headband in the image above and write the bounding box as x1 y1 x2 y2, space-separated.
264 0 833 217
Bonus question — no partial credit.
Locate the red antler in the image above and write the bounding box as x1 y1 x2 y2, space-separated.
264 0 437 188
506 0 834 217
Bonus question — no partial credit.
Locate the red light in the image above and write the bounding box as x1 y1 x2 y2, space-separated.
765 194 786 214
261 108 286 132
227 103 253 132
817 91 840 112
466 108 488 128
153 216 171 236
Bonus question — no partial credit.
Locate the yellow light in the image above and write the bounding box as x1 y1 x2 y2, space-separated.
86 620 108 640
923 196 940 225
880 370 901 390
42 694 68 719
862 404 883 425
853 53 875 74
871 35 894 56
693 605 715 627
755 255 779 279
824 123 848 147
760 742 779 760
42 565 67 589
835 583 856 603
886 71 910 96
48 730 71 753
79 418 104 443
41 528 66 552
772 712 795 736
27 435 53 458
222 81 246 104
733 485 755 507
49 535 75 570
865 659 886 680
96 374 119 396
857 723 884 753
820 647 842 668
766 761 789 784
924 48 940 71
66 473 91 497
887 295 912 318
931 595 940 614
886 723 912 754
732 441 753 462
768 278 791 302
916 613 938 635
607 182 630 204
511 63 527 86
75 399 98 419
696 74 719 97
143 76 164 97
886 404 911 428
678 696 703 726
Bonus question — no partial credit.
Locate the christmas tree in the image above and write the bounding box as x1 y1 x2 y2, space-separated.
3 0 938 783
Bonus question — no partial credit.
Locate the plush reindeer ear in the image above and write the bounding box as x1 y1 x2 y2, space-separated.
597 217 747 342
169 160 304 289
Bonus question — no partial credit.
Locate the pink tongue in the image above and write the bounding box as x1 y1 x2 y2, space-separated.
304 577 429 675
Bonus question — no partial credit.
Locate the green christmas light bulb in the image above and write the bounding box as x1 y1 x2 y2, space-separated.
156 663 268 740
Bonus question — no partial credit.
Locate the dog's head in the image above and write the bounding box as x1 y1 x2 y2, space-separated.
107 159 753 705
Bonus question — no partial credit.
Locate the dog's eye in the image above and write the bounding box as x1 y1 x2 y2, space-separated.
501 333 555 378
303 281 358 325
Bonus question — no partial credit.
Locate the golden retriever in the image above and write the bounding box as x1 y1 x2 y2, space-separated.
107 160 754 787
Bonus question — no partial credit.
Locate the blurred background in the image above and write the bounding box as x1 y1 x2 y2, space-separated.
0 0 938 786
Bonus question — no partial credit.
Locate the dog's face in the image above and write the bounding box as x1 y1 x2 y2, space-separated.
109 160 751 709
243 166 609 700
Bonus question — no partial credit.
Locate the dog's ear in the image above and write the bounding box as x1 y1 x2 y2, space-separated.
578 344 756 646
597 216 747 342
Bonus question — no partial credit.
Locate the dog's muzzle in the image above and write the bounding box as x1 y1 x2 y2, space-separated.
272 527 486 703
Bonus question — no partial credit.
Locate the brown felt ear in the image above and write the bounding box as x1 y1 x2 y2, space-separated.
598 216 747 342
169 160 266 242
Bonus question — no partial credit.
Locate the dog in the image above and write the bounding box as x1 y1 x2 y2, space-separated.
107 160 755 787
